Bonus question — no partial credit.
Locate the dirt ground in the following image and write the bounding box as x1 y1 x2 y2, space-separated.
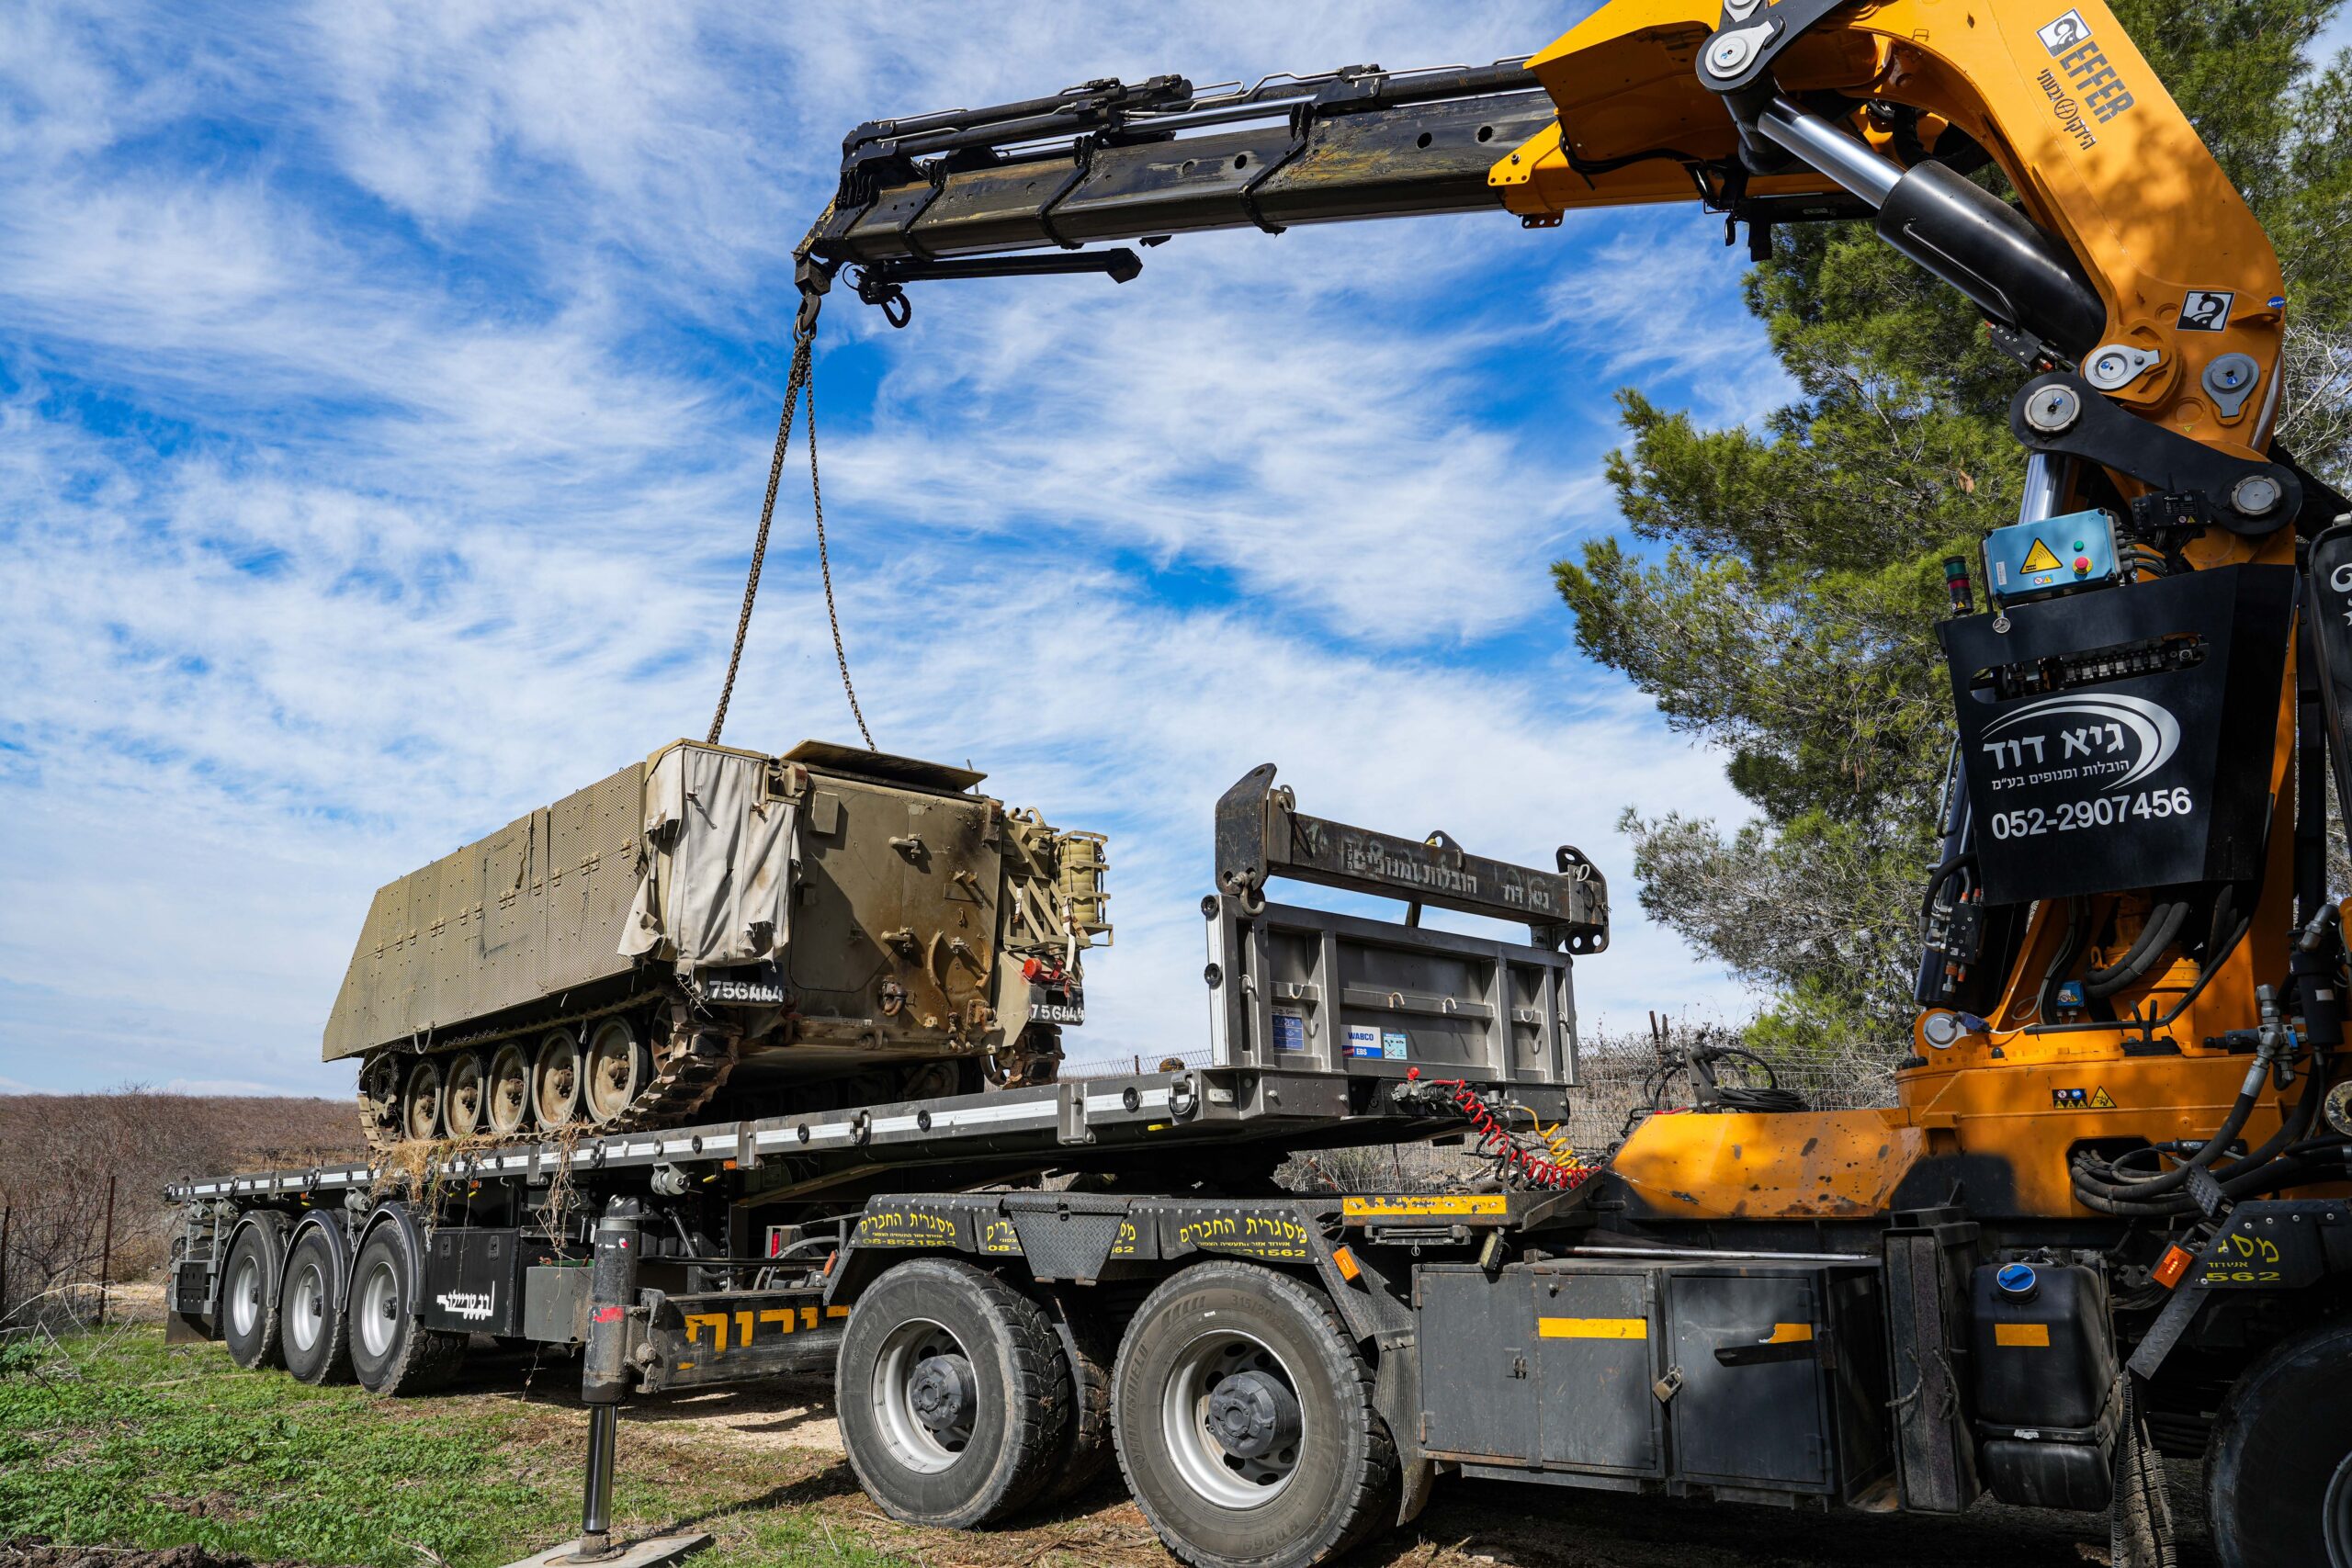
462 1349 2214 1568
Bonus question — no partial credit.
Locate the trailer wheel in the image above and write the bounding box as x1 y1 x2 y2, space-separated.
220 1224 286 1371
838 1258 1073 1528
1036 1298 1116 1506
1113 1262 1396 1568
2209 1317 2352 1568
347 1229 467 1396
278 1227 354 1385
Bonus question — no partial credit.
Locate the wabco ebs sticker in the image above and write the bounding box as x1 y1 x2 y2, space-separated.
1346 1024 1383 1059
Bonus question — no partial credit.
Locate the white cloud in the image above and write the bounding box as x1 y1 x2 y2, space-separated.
0 0 1775 1101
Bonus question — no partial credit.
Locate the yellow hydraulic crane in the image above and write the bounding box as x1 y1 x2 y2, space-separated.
798 6 2352 1563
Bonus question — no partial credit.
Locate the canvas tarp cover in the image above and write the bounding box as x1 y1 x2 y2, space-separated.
621 745 794 970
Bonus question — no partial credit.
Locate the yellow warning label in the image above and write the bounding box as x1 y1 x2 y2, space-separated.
1764 1323 1815 1344
1538 1316 1648 1339
2019 537 2064 573
2089 1087 2116 1109
1995 1322 2052 1348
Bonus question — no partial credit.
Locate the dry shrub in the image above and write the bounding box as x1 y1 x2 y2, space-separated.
0 1086 361 1325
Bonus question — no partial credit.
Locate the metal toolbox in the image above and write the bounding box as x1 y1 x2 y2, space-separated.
1416 1255 1893 1505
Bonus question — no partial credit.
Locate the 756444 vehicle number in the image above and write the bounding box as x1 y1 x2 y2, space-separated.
1989 786 2193 840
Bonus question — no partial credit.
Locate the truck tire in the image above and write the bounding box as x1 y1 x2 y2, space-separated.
1112 1261 1396 1568
220 1224 287 1371
838 1258 1073 1528
278 1227 355 1386
2209 1318 2352 1568
1036 1297 1116 1507
347 1229 467 1396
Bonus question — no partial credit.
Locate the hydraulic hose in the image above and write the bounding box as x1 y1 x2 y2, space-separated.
2085 901 2190 1000
2069 1054 2273 1200
2071 1055 2330 1214
2038 897 2087 1021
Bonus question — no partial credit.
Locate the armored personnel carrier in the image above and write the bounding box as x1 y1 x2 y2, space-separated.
327 739 1108 1149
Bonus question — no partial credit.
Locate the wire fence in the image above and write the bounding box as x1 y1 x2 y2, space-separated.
1277 1032 1904 1195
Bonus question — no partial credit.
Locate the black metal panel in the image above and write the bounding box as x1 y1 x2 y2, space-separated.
1001 1192 1131 1279
1940 564 2297 903
1883 1224 1980 1511
1532 1268 1663 1476
1417 1267 1538 1462
1666 1271 1831 1491
421 1228 533 1337
2307 525 2352 831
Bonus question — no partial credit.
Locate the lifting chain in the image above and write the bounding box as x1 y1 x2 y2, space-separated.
707 291 876 750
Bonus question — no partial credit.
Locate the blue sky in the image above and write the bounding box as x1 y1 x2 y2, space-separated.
0 1 1799 1096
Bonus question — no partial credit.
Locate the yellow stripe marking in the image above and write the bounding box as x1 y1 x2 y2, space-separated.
1538 1316 1647 1340
1765 1323 1814 1344
1344 1195 1510 1219
1995 1322 2052 1348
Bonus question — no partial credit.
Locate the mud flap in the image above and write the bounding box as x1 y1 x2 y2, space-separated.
2109 1378 2177 1568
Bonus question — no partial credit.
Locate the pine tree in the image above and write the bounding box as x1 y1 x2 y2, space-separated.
1554 4 2352 1052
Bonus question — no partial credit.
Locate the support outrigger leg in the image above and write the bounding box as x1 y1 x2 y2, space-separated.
513 1200 708 1568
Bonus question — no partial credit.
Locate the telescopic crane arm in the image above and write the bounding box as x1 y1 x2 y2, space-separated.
803 1 2324 535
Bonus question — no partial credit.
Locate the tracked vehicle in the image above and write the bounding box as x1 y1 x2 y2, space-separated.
330 739 1108 1149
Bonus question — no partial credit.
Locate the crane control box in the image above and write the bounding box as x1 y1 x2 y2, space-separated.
1983 509 2120 606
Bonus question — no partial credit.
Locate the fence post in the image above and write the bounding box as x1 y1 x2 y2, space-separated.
96 1176 118 1329
1 1204 10 1324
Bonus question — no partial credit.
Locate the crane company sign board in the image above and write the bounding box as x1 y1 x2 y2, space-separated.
1940 565 2295 906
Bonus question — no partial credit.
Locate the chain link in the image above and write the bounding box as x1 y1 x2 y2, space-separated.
707 328 811 745
707 310 875 750
803 350 875 749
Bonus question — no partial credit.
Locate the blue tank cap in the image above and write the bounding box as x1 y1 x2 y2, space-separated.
1996 1262 2039 1299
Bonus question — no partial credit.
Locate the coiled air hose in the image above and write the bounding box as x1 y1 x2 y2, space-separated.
1404 1069 1598 1192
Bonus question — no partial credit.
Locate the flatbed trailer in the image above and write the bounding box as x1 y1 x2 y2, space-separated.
159 1053 2352 1568
158 764 2352 1568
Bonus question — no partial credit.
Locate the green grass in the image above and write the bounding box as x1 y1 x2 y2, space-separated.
0 1326 909 1568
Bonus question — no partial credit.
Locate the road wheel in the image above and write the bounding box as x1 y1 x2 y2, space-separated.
347 1228 467 1396
533 1031 582 1128
583 1019 650 1125
838 1258 1072 1528
2209 1317 2352 1567
486 1043 532 1137
1035 1297 1116 1506
1113 1261 1396 1568
442 1052 487 1138
278 1227 354 1385
220 1224 285 1371
400 1057 444 1142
